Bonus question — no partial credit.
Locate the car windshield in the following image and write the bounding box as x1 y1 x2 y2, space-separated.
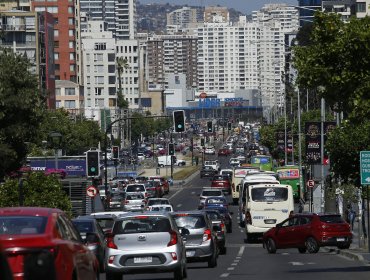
251 187 288 202
115 217 171 233
173 215 206 229
73 221 94 233
148 200 169 206
319 215 345 223
0 216 47 235
126 185 145 192
202 191 222 196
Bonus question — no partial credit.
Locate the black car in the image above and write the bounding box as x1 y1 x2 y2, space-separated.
204 206 233 233
200 166 218 178
72 217 107 272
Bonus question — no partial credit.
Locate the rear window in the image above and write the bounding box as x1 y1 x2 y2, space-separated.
202 190 222 196
251 187 288 202
73 221 94 233
206 211 221 220
126 185 145 192
127 193 144 200
0 216 47 235
114 216 171 234
148 199 170 206
95 218 114 230
173 215 206 229
206 197 226 204
319 215 345 223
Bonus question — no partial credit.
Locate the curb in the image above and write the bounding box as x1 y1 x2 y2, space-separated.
173 169 200 186
322 247 368 262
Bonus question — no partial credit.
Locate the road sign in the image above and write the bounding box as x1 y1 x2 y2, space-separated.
360 151 370 185
86 185 98 198
306 179 315 188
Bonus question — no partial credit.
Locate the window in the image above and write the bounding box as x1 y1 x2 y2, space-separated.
95 76 104 84
69 53 75 60
34 7 45 12
68 6 73 14
68 29 75 36
64 100 76 108
357 2 366 12
55 88 61 96
68 18 74 25
47 6 58 13
70 64 75 72
108 87 116 95
94 65 104 72
65 88 75 95
55 100 61 108
108 65 115 73
54 53 59 60
95 88 103 95
54 29 59 37
69 41 74 48
94 53 103 62
94 43 106 50
108 76 115 84
108 53 115 62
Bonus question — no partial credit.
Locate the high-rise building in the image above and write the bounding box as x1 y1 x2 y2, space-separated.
297 0 322 26
79 0 136 39
204 6 229 23
147 35 198 89
167 7 198 29
0 10 56 109
356 0 370 17
322 0 356 21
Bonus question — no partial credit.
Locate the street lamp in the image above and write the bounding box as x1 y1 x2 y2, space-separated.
48 132 62 169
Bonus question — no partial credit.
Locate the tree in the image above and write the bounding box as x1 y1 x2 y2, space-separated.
116 56 129 109
0 48 45 180
0 172 72 216
293 13 370 122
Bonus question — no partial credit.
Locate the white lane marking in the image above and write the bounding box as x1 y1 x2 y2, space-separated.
281 253 290 255
236 256 241 259
240 230 244 233
234 259 240 262
220 273 230 278
168 188 184 200
176 204 182 208
307 262 316 265
289 262 304 266
227 267 235 271
231 263 238 266
237 246 245 257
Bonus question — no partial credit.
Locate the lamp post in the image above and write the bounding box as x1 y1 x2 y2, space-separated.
48 132 62 169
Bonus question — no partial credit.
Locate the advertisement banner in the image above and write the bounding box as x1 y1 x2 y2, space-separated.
29 159 87 177
305 122 321 164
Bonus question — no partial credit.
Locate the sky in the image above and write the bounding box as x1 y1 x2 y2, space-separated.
138 0 298 15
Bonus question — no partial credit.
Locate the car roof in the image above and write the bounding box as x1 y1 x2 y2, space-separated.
201 188 223 191
116 211 171 219
0 207 62 216
172 210 206 216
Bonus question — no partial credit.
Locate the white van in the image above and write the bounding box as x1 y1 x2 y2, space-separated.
244 183 294 242
157 155 176 167
238 175 279 227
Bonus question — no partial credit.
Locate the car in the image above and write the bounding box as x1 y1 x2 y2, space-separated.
125 183 148 198
105 212 187 280
72 217 107 272
148 176 170 194
218 148 230 156
0 207 99 280
204 196 228 209
89 213 120 234
204 160 220 171
229 158 240 168
137 153 145 161
210 175 232 194
200 166 218 178
123 192 146 212
144 180 162 198
205 146 216 155
109 192 126 210
263 213 352 254
204 206 233 233
204 209 227 254
171 211 218 268
145 198 171 210
199 188 225 209
176 159 186 166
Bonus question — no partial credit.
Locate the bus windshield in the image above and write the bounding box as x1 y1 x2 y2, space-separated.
251 187 288 202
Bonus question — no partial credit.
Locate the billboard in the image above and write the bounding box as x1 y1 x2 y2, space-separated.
29 159 87 177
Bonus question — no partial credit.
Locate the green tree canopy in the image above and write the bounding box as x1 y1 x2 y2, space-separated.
0 48 45 180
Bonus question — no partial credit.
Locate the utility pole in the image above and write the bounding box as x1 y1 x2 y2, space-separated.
320 98 326 213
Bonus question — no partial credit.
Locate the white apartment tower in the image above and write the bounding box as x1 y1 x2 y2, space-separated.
167 7 198 29
196 16 260 93
252 4 299 111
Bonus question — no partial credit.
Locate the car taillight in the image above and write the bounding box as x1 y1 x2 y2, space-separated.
145 193 148 197
220 223 225 233
167 230 178 247
106 233 118 249
203 229 212 242
246 211 252 225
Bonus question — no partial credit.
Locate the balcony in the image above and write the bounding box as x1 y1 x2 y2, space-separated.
1 24 26 31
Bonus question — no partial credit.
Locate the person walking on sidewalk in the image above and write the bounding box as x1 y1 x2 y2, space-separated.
346 203 356 231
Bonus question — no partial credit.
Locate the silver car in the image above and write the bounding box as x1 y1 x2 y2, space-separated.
105 212 187 280
123 193 146 212
198 188 224 209
172 211 218 268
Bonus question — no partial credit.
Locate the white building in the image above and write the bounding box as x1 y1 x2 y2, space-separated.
356 0 370 17
167 6 198 29
196 16 260 94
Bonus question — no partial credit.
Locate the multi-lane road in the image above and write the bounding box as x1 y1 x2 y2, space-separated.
102 155 370 280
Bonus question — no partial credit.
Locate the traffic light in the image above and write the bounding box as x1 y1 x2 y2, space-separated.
86 150 100 177
168 143 175 156
201 138 205 147
227 122 231 131
207 121 213 133
173 110 185 133
112 146 119 159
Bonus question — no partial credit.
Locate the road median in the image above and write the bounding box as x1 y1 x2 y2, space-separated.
173 165 200 180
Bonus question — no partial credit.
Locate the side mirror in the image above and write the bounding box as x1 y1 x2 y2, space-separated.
85 232 100 244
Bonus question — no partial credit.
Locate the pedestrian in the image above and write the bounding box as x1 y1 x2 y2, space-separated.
347 203 356 231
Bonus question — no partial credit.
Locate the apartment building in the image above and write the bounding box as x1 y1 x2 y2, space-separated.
167 6 198 29
356 0 370 17
147 34 198 90
0 10 56 109
204 6 229 23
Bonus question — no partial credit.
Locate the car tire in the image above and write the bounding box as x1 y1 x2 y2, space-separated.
306 237 319 253
105 272 122 280
207 251 217 268
174 266 184 280
266 238 277 254
298 247 307 253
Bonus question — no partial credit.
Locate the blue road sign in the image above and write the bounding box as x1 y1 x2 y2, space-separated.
360 151 370 185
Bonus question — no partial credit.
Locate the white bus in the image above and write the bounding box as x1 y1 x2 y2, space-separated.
244 183 294 242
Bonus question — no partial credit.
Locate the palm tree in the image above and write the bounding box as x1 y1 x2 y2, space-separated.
116 56 129 109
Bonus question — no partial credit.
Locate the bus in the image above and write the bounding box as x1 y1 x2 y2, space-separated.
231 166 260 205
244 183 294 242
275 165 300 200
250 155 273 171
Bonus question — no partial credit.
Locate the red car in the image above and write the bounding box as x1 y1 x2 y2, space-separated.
0 207 99 280
263 213 352 254
148 176 169 194
210 175 232 194
218 148 230 156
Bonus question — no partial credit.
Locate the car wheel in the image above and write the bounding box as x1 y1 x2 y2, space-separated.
174 265 184 280
105 271 122 280
298 247 307 253
306 237 319 253
207 251 217 268
265 238 277 254
338 243 350 249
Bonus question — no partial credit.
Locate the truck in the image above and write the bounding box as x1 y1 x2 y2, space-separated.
157 155 177 167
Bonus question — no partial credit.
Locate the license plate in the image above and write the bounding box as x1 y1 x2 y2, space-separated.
186 251 195 257
134 257 152 263
337 238 345 242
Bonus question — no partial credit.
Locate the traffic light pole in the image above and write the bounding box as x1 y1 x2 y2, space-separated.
170 133 173 180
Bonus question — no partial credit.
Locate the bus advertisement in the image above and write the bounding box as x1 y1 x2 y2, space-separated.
250 155 273 171
275 166 300 200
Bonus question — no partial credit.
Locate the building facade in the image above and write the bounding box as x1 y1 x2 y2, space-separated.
167 6 198 29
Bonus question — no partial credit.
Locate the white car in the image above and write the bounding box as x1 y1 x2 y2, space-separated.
176 159 186 166
137 153 145 161
204 160 220 171
198 188 225 209
205 146 216 155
